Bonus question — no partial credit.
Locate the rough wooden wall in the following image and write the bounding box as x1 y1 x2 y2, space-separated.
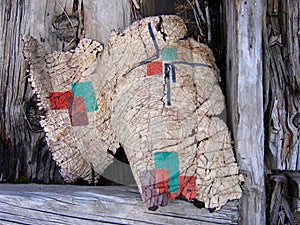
84 0 131 45
264 0 300 171
140 0 175 17
223 0 266 224
0 0 62 183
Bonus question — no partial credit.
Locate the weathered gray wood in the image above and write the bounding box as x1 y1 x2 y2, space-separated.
263 2 299 222
140 0 156 17
83 0 131 45
0 184 239 225
287 172 300 213
140 0 175 17
0 0 62 183
223 0 266 224
0 0 131 183
264 0 300 171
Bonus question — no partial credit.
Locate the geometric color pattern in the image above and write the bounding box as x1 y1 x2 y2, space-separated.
71 81 98 112
67 96 89 126
161 47 178 61
49 81 98 126
140 151 197 209
179 176 197 200
49 91 74 110
146 45 179 106
147 60 163 76
140 164 197 209
145 23 211 107
154 152 180 193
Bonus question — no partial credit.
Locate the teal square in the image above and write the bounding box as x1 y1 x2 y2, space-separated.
154 152 179 193
161 48 178 61
71 81 98 112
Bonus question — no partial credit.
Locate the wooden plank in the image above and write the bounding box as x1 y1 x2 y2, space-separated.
264 0 300 171
0 184 239 225
223 0 266 224
140 0 175 17
0 0 62 183
83 0 131 45
287 172 300 212
140 0 156 16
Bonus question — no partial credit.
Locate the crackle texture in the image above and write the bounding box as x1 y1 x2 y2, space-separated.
23 15 243 210
23 37 112 182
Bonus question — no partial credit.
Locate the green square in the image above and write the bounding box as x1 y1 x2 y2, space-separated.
154 152 179 193
71 81 98 112
161 48 178 61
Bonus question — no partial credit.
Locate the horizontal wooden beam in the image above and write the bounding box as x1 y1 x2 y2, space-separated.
0 184 239 225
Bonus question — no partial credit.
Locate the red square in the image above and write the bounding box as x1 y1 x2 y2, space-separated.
49 91 74 110
180 176 197 200
169 192 180 200
68 96 88 126
147 61 163 76
155 169 181 200
155 169 169 194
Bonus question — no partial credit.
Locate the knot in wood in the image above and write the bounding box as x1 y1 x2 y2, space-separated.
292 113 300 128
52 14 79 42
24 95 43 132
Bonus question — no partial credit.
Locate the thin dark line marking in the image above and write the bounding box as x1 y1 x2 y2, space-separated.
123 23 160 76
165 64 171 106
171 64 176 83
172 61 212 68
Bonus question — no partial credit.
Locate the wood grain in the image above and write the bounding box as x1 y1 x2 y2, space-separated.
264 0 300 171
0 184 239 225
224 0 266 224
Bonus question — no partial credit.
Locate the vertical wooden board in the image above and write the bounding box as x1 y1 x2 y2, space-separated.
223 0 238 136
83 0 131 45
25 0 81 51
0 0 61 183
264 0 300 171
140 0 156 16
155 0 175 15
140 0 175 17
224 0 266 224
